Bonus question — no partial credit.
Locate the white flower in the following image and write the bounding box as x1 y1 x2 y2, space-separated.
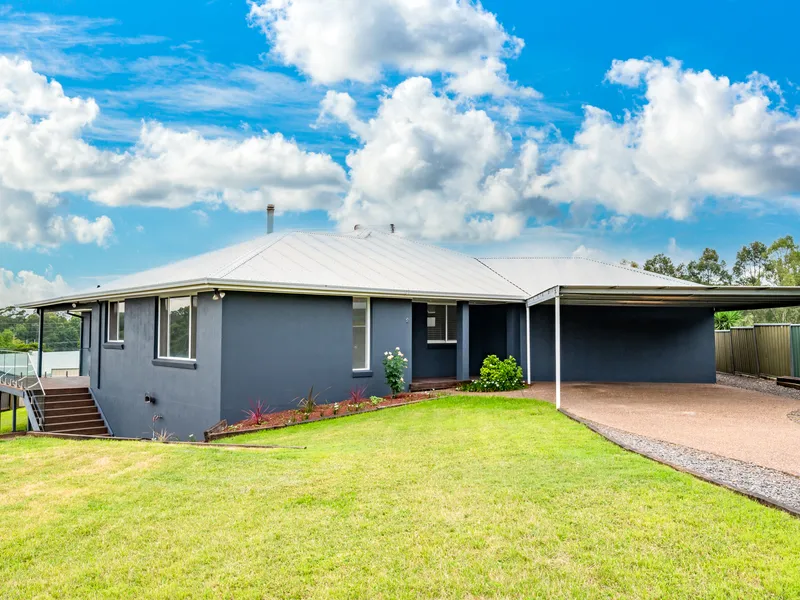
400 378 404 382
384 351 389 356
387 354 393 360
396 347 400 351
398 351 404 357
403 358 408 362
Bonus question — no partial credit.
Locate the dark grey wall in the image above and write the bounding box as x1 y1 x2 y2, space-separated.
79 312 92 377
89 294 222 440
529 305 716 383
469 304 508 376
411 303 455 378
219 293 412 423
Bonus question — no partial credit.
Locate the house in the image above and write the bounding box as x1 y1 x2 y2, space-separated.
19 223 800 439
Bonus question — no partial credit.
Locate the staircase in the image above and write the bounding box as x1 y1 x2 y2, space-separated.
31 386 110 436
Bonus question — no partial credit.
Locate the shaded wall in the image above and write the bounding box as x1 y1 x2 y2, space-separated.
79 313 91 377
90 294 222 440
529 305 715 383
220 293 412 423
411 303 455 378
468 304 509 376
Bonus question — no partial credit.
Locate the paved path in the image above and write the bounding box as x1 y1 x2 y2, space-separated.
492 382 800 477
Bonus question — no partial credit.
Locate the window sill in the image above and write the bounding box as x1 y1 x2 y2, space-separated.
152 358 197 370
103 342 124 350
427 342 457 349
352 370 373 378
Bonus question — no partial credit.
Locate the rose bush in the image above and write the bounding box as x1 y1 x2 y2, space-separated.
383 346 408 396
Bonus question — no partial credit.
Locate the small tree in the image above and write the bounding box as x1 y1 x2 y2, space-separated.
382 347 408 396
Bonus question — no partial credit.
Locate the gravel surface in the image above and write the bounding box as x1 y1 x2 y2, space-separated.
717 372 800 401
587 419 800 514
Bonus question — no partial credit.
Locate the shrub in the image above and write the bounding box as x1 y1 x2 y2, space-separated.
383 347 408 396
242 400 269 427
461 355 524 392
349 386 367 403
297 386 320 415
369 395 382 407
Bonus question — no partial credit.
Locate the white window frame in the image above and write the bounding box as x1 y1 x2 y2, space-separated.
157 295 197 361
427 303 457 344
107 301 125 342
352 296 371 371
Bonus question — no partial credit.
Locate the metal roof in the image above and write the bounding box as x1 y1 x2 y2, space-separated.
19 230 800 310
478 257 700 298
23 230 527 308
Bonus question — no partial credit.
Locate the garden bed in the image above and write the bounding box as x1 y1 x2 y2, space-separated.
209 391 447 441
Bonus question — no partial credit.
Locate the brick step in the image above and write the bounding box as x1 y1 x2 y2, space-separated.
46 411 101 426
43 393 93 403
42 404 98 416
47 418 106 433
42 399 95 411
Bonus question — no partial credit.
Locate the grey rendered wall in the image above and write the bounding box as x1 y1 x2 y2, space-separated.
411 302 455 378
219 293 412 423
529 305 716 383
79 312 92 377
89 294 222 439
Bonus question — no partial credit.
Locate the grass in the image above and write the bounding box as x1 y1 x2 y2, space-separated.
1 395 799 599
0 406 26 434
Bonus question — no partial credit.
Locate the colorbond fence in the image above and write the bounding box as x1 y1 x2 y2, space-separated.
715 324 800 377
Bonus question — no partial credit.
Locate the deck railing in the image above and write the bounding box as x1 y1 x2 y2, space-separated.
0 349 46 429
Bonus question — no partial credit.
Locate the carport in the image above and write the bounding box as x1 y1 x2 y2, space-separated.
524 285 800 409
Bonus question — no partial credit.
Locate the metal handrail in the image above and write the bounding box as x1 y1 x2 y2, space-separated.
0 348 46 429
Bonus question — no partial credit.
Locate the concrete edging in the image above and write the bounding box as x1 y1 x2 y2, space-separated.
559 407 799 518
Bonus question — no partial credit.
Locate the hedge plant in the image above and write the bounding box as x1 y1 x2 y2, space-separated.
461 355 524 392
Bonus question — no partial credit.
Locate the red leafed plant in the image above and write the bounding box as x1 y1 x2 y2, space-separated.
243 400 269 427
349 386 367 404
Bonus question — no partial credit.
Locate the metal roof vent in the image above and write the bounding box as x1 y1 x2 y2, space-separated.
267 204 275 234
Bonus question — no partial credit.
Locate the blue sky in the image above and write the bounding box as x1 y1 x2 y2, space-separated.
2 0 800 303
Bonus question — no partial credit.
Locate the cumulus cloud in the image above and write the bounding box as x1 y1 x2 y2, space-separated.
0 56 346 247
533 58 800 218
248 0 534 97
0 267 70 308
325 77 556 240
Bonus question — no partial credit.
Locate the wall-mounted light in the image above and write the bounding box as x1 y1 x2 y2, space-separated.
145 394 156 405
71 303 77 308
212 289 226 300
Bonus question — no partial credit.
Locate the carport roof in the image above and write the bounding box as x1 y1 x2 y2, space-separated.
525 284 800 310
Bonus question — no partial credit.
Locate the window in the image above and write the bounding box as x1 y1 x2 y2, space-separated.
352 297 370 370
427 303 457 343
158 296 198 360
108 301 125 342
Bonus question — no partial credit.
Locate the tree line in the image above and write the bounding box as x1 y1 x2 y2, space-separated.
0 308 82 352
623 235 800 327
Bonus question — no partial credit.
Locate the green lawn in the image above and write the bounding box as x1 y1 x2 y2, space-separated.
0 406 26 434
1 396 798 599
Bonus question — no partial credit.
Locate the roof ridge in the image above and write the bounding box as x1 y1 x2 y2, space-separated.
211 231 291 279
474 258 533 296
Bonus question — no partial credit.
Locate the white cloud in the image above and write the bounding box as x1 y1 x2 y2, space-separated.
325 77 556 240
532 58 800 218
0 267 70 308
248 0 534 97
0 56 346 247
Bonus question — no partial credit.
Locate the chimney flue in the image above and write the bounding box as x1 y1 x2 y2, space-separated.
266 204 275 234
390 223 395 233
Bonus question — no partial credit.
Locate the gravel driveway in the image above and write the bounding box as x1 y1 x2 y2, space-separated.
496 381 800 477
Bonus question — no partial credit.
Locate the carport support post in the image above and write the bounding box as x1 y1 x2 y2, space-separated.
555 293 561 410
525 303 531 385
